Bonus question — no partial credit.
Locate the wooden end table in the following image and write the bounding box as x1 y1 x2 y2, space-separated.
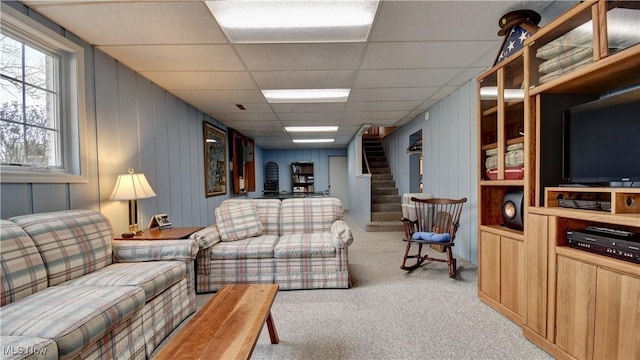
115 227 203 241
154 284 279 360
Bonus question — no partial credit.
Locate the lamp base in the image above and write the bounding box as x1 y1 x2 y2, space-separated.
121 231 135 238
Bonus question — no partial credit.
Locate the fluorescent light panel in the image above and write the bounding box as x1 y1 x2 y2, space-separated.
293 139 335 144
263 89 350 103
206 0 379 43
285 126 339 133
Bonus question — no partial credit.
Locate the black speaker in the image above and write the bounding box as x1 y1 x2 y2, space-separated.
502 190 524 230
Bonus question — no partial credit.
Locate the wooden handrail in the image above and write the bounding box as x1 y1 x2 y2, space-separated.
362 146 371 174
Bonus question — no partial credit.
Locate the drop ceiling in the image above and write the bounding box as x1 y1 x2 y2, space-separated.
21 0 562 149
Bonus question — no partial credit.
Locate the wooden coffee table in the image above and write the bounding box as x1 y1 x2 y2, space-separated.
154 284 279 360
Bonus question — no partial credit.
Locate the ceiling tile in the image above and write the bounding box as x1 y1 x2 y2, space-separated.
349 88 439 102
370 1 546 42
171 90 265 104
278 112 343 121
141 71 256 90
430 87 459 100
210 112 278 121
251 71 355 89
354 69 461 88
341 111 411 122
98 45 245 72
361 41 498 69
205 103 273 114
235 43 367 71
345 101 422 112
26 2 227 45
449 67 488 86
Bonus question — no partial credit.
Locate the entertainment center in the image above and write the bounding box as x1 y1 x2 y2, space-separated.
477 1 639 359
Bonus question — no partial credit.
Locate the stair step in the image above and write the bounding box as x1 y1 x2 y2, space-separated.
370 162 389 168
366 221 404 232
371 174 393 181
372 195 401 203
372 203 401 212
371 212 403 222
371 180 395 188
370 168 390 174
364 146 383 152
372 188 398 195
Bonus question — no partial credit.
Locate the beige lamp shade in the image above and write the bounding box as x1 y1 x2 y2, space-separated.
109 168 157 200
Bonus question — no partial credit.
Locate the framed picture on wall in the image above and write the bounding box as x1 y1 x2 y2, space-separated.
203 122 227 197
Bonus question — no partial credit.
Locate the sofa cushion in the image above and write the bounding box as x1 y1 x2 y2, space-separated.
220 199 281 236
9 210 113 286
0 285 145 359
274 233 336 258
62 262 185 300
215 201 264 241
280 198 343 234
210 235 279 260
0 336 58 360
253 199 281 235
0 220 48 306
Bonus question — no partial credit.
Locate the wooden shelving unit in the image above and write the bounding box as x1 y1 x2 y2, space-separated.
477 45 528 325
476 1 640 358
291 162 314 193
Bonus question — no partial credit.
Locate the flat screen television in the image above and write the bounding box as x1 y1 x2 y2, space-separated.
562 88 640 186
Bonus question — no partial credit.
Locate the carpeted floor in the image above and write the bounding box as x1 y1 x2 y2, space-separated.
153 213 552 360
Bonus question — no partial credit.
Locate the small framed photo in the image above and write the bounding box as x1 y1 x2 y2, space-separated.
149 213 172 229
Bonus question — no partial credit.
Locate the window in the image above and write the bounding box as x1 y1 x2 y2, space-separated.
0 5 87 183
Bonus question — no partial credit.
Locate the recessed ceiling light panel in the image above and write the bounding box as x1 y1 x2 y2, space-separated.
285 126 339 133
263 89 350 103
206 0 379 43
292 139 335 144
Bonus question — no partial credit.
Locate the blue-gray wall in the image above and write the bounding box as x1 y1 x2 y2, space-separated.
0 2 249 233
383 81 478 264
259 149 347 196
347 136 371 229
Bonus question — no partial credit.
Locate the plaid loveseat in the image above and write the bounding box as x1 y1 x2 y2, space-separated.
0 209 198 360
192 197 354 293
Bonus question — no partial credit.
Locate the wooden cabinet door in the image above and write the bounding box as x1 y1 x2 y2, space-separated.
593 269 640 359
525 214 549 336
555 256 596 360
479 231 501 301
501 236 524 316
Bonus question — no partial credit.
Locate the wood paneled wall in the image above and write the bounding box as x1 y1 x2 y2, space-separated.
383 81 479 264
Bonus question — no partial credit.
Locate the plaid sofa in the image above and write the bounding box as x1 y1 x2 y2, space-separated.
191 197 354 293
0 209 198 360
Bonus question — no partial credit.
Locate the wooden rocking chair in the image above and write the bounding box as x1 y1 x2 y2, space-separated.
400 197 467 278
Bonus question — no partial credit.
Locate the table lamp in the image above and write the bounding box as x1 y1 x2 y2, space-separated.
109 168 156 237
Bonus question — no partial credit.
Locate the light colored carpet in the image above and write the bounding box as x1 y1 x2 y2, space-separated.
154 213 552 360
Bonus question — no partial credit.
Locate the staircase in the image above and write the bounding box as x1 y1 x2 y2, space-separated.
363 136 404 232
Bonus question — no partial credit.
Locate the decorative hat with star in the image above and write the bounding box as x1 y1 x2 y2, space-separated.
494 9 541 65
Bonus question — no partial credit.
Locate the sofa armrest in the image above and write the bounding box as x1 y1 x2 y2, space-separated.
330 220 354 248
112 239 198 262
189 225 221 250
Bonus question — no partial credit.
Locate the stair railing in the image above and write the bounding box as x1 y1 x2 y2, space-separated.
362 146 371 174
